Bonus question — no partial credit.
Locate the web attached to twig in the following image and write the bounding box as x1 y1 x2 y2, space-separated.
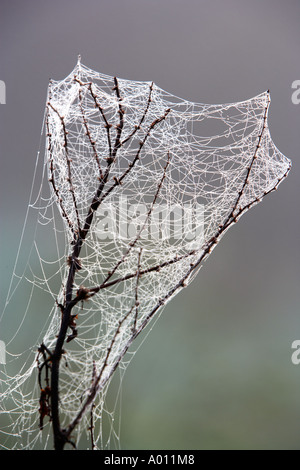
0 58 291 449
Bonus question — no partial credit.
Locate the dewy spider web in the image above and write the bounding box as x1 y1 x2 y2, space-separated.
0 57 291 449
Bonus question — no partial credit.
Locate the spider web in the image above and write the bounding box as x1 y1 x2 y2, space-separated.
0 57 291 450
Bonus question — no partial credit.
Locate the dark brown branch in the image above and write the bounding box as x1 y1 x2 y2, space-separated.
132 248 142 333
78 86 103 179
74 77 113 159
89 403 96 450
98 107 171 205
121 82 154 146
83 249 196 300
227 92 270 224
37 343 52 390
88 83 113 159
48 102 81 232
38 386 52 431
111 77 125 161
46 107 75 237
37 343 53 430
89 362 97 450
78 77 126 242
49 75 127 450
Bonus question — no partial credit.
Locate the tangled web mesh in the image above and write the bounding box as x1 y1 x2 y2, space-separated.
0 57 291 449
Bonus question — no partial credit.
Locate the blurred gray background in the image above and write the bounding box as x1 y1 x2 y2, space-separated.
0 0 299 450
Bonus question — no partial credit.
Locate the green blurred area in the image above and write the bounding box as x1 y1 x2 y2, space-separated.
119 220 300 450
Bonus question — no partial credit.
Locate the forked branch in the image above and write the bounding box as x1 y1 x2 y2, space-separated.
42 79 171 450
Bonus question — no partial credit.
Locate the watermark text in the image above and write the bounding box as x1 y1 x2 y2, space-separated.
291 80 300 105
0 80 6 104
291 340 300 365
95 197 204 249
0 340 6 364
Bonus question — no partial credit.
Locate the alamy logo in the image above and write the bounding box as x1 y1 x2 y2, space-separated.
95 197 204 249
0 340 6 364
291 80 300 105
0 80 6 104
291 340 300 365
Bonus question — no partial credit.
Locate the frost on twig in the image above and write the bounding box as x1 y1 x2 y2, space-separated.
0 58 291 450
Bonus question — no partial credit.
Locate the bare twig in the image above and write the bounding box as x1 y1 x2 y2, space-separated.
48 75 170 450
98 107 171 205
132 248 142 333
46 106 75 237
78 86 103 179
48 102 81 232
121 82 154 146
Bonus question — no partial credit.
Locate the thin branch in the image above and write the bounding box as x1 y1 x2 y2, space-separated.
111 76 125 160
98 107 171 205
228 92 270 223
37 343 52 431
48 102 81 232
78 86 103 179
132 248 142 333
46 107 75 236
89 361 97 450
121 82 154 146
49 75 126 449
89 403 95 450
85 250 197 298
74 77 113 159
